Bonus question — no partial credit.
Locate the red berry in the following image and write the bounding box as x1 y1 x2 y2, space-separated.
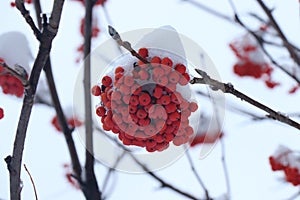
157 76 168 86
160 95 171 105
138 118 151 126
165 103 177 113
136 109 148 119
153 85 163 99
138 48 149 58
161 57 173 67
102 76 112 87
169 71 180 83
129 95 139 106
169 111 181 121
91 85 101 96
139 92 151 106
124 75 134 86
189 102 198 112
174 64 186 74
151 56 161 64
115 66 124 74
138 69 149 80
96 106 106 117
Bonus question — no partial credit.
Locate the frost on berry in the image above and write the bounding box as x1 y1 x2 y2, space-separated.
93 47 199 152
269 145 300 186
229 33 279 89
0 107 4 120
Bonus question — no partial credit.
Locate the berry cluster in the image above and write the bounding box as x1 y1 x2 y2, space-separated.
0 58 26 97
269 145 300 186
0 107 4 120
51 115 83 132
229 33 280 89
93 48 198 152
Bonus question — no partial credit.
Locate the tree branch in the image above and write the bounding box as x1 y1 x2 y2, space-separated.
99 129 201 200
191 69 300 130
15 0 41 40
23 164 38 200
6 1 66 199
256 0 300 67
83 0 101 199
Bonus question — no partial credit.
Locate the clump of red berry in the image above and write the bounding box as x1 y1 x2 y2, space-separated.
0 58 27 97
230 34 280 89
0 107 4 120
269 146 300 186
93 47 198 152
51 115 83 132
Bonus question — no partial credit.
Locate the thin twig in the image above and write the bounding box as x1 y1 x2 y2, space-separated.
256 0 300 67
191 69 300 130
102 151 126 194
98 128 201 200
83 0 102 199
15 0 41 40
23 164 38 200
33 0 42 29
182 0 234 24
185 0 300 84
32 0 83 186
185 148 211 199
108 26 149 64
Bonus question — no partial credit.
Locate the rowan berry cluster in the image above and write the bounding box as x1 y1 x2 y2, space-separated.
93 48 198 152
51 115 83 132
230 33 279 89
0 58 26 97
269 146 300 186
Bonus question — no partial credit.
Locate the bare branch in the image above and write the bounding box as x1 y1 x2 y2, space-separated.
23 164 38 200
191 69 300 130
15 0 41 39
83 0 102 199
98 128 202 200
108 25 149 64
185 148 211 199
256 0 300 67
7 0 66 199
